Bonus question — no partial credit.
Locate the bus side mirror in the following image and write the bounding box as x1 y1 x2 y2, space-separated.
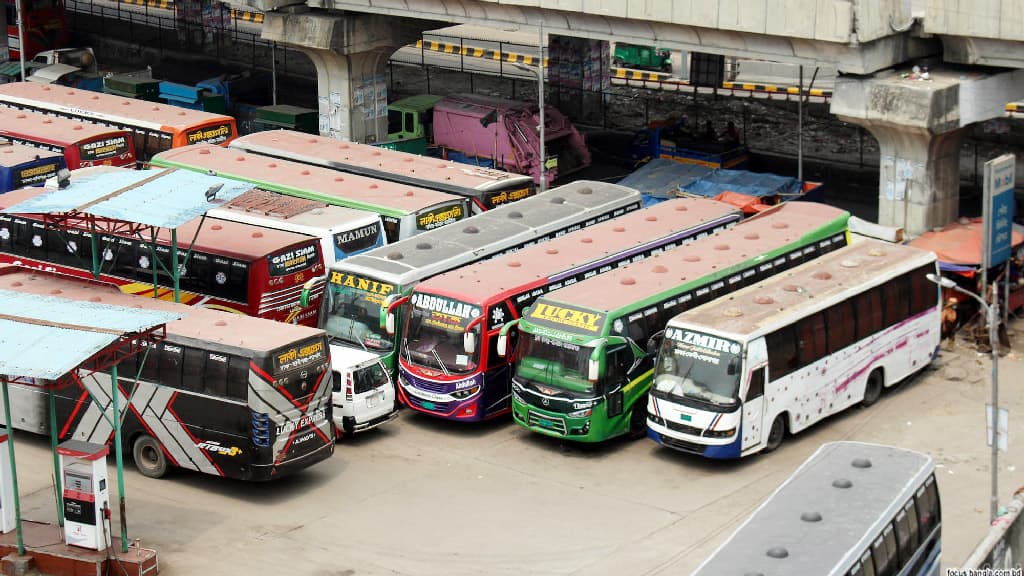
587 344 603 382
382 294 409 335
299 276 326 308
646 329 664 356
464 331 476 355
496 319 520 358
727 357 739 376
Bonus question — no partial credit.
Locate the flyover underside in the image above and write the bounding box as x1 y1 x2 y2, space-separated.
229 0 937 75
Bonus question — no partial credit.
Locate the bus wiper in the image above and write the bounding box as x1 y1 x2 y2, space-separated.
432 348 450 376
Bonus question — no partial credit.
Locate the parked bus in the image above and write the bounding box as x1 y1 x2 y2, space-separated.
313 181 643 433
5 0 68 60
694 441 941 576
504 202 850 442
0 82 237 160
0 140 64 192
648 240 940 457
151 144 470 243
229 129 537 215
397 198 742 421
209 188 385 268
0 106 136 168
0 185 327 327
0 267 335 481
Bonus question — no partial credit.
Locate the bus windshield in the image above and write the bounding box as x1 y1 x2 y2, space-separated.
323 283 392 351
517 332 596 395
403 295 481 376
653 330 742 407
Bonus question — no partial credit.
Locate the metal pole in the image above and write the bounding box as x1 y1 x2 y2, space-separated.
797 65 803 182
271 42 277 106
1 379 24 555
110 365 128 553
171 228 180 303
1004 262 1010 327
989 294 1000 522
49 388 62 527
538 22 545 193
16 0 25 81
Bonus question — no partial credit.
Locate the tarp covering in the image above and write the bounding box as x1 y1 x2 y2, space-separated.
1 168 254 229
617 159 712 203
908 219 1024 266
711 191 773 214
680 169 802 198
0 289 182 380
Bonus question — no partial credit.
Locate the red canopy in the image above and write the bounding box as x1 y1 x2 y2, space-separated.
909 218 1024 265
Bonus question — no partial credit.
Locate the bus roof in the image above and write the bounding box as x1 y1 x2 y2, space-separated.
0 141 63 167
670 240 936 340
414 198 740 304
231 130 534 193
694 441 933 576
213 188 379 231
0 186 317 261
389 94 442 112
151 144 466 216
0 106 130 146
534 202 850 315
0 82 234 132
334 180 641 286
0 267 325 353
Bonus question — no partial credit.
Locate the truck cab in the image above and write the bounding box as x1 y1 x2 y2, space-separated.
612 44 672 73
381 94 442 154
330 347 398 437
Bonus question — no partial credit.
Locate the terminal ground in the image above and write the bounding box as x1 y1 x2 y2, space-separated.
4 319 1024 575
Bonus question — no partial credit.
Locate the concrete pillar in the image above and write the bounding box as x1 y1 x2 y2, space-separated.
261 10 426 142
832 67 1024 237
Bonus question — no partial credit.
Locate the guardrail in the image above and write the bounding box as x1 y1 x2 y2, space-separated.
960 488 1024 570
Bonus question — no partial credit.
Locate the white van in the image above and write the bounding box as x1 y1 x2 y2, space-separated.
331 347 397 436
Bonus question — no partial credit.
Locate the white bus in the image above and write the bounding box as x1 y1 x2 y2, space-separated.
208 188 385 268
647 240 940 458
694 441 941 576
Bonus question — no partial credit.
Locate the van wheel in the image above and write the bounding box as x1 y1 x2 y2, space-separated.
627 397 649 439
133 435 168 478
764 415 786 453
862 370 883 407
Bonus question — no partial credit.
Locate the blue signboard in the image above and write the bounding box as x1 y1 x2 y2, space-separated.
984 155 1017 268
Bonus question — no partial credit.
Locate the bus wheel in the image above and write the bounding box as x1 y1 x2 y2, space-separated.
862 370 884 407
764 415 786 453
627 399 648 439
133 435 168 479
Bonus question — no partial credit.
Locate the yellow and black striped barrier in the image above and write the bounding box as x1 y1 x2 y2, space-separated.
721 81 828 97
121 0 170 9
611 67 671 81
230 9 264 23
1008 102 1021 115
413 40 548 68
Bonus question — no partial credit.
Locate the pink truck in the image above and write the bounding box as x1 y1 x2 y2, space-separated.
430 93 591 187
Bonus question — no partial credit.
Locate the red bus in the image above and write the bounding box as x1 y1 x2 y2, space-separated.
4 0 68 60
0 106 136 168
0 185 326 326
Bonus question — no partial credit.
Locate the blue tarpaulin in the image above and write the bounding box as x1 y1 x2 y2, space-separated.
617 159 712 206
680 169 803 198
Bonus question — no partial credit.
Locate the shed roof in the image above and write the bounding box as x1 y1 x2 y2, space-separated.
0 288 181 380
0 167 254 228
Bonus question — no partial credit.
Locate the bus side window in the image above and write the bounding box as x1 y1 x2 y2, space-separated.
859 550 876 576
871 530 895 576
916 476 939 537
904 500 920 548
139 345 161 382
881 525 898 575
882 275 910 328
226 357 250 401
910 266 938 313
766 326 798 381
894 510 912 567
826 299 856 353
181 347 206 393
745 367 765 401
796 312 826 367
205 352 228 397
855 288 883 340
158 344 183 388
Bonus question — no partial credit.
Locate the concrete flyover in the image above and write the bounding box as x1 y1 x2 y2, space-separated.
216 0 1024 236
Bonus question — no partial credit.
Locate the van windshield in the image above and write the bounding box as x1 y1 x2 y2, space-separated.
354 362 389 394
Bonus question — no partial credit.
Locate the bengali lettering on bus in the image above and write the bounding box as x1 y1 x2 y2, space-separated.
416 204 464 231
273 339 327 373
186 123 233 146
485 187 534 209
13 162 59 187
80 135 130 162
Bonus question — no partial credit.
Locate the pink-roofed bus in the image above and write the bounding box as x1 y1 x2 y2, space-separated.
0 106 136 168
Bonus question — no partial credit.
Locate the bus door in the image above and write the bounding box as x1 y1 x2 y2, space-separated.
741 338 767 451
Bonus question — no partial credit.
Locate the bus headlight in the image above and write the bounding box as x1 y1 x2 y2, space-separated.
451 385 480 400
567 407 592 418
704 427 736 439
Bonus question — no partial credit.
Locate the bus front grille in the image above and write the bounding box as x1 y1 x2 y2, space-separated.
658 434 705 455
258 283 323 316
528 411 567 435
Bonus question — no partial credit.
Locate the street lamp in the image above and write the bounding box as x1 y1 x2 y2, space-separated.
510 23 546 193
927 272 1001 521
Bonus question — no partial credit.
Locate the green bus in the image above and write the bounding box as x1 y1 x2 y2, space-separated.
499 202 850 443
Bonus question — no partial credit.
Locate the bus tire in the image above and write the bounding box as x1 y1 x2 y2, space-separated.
627 398 648 440
862 369 884 407
133 435 168 479
764 415 786 453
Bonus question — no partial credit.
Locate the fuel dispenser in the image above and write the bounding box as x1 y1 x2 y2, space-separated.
0 427 16 533
57 440 110 551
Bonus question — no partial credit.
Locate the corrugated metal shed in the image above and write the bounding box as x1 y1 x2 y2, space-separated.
0 168 254 228
0 289 182 380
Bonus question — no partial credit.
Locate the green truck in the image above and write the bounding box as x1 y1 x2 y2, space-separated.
378 94 442 154
612 43 672 73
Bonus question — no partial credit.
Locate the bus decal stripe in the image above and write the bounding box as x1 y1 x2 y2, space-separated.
144 388 219 475
59 389 91 440
165 402 224 477
131 387 181 468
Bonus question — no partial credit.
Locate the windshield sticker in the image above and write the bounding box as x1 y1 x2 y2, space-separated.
665 327 740 365
528 302 603 334
485 187 533 209
412 293 480 332
334 222 380 255
273 340 326 372
416 204 464 230
328 271 394 304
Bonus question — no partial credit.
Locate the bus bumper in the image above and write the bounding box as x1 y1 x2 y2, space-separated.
647 421 741 459
511 399 608 443
248 440 335 481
